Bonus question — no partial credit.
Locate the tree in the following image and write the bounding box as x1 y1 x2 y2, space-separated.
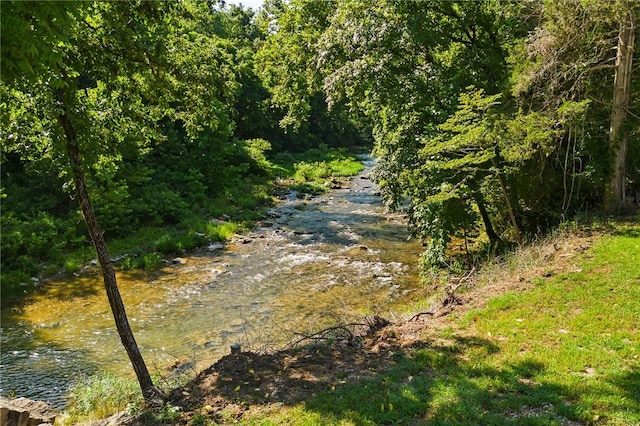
2 0 172 402
606 8 636 211
407 88 569 264
512 0 639 212
256 0 334 129
255 0 365 151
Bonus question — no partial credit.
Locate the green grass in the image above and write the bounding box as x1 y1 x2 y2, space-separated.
272 146 365 195
59 360 202 425
240 221 640 425
203 220 239 241
464 225 640 425
58 373 143 425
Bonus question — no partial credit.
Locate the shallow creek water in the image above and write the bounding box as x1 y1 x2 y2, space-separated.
0 158 424 408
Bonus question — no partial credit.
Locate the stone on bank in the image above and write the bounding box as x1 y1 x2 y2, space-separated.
0 396 56 426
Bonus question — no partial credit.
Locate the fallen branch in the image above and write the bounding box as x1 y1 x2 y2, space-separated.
288 322 368 348
409 267 476 321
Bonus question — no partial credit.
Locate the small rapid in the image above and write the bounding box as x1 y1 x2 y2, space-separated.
0 157 424 408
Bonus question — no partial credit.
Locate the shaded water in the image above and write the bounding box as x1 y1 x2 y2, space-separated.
0 157 424 408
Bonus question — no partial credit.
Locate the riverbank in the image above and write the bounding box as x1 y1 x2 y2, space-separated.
114 217 638 425
1 147 366 306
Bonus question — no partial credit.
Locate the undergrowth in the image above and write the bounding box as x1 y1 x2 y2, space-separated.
1 148 364 304
57 373 142 425
272 146 364 195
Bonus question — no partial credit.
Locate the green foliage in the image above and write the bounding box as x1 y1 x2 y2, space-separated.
203 221 240 242
154 232 209 255
255 0 366 149
405 88 596 268
137 403 182 424
271 147 364 195
256 0 330 129
0 271 32 301
0 210 88 301
0 1 79 82
405 89 506 265
244 138 273 173
64 258 83 275
293 161 333 182
121 253 163 271
62 373 142 424
510 0 639 211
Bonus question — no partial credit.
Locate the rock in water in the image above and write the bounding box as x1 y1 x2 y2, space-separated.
208 242 224 251
0 396 57 425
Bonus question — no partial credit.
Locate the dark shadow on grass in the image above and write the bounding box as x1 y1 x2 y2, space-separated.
612 227 640 238
608 370 640 414
303 338 577 425
166 332 587 425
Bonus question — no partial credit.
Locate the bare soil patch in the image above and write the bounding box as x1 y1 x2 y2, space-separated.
159 316 417 424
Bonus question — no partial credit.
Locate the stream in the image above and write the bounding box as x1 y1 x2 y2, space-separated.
0 157 424 408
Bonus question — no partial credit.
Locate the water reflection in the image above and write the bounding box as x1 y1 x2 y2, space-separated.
1 158 423 407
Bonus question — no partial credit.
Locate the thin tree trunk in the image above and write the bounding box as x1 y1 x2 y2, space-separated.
474 194 502 246
562 126 572 213
496 172 523 245
605 11 635 211
55 85 162 403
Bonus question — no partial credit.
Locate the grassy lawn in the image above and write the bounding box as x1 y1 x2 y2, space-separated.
241 222 640 425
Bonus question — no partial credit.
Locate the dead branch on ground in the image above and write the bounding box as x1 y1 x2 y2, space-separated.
288 316 391 348
409 267 475 321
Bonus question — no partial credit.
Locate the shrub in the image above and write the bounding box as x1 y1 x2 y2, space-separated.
154 231 208 255
243 138 273 173
140 252 163 269
204 221 238 242
155 233 182 254
293 161 332 182
64 258 83 274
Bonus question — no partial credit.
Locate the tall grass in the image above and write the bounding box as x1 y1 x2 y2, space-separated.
204 221 239 242
58 373 142 425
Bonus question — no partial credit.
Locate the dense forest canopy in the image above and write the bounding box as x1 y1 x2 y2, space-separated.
1 0 361 287
2 0 638 288
1 0 638 398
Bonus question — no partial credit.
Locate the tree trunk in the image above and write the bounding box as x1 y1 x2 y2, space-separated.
605 10 635 212
496 172 523 245
474 194 502 246
55 85 162 403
